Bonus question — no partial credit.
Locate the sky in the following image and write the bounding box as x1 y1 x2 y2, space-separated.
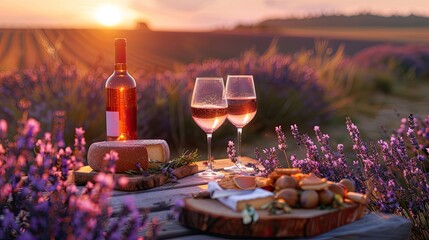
0 0 428 30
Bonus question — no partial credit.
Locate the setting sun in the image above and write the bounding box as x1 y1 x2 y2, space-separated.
95 4 122 27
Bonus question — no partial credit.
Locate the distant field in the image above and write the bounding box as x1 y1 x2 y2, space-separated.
0 28 413 72
274 27 429 44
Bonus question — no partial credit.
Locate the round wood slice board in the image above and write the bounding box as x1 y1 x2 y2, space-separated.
179 198 366 238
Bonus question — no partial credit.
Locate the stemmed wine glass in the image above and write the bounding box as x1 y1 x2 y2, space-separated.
191 77 228 178
224 75 257 173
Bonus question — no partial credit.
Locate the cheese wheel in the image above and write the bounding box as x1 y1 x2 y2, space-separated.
88 140 149 173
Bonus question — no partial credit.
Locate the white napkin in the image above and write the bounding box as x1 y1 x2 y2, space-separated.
207 181 274 211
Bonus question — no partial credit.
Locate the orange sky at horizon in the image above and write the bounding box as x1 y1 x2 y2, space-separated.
1 0 429 30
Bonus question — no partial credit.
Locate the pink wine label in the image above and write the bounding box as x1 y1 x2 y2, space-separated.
106 111 119 136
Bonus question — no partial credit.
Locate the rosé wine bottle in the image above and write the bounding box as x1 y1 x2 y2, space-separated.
105 38 137 141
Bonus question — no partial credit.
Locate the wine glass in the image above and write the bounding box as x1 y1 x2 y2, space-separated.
224 75 257 173
191 77 228 178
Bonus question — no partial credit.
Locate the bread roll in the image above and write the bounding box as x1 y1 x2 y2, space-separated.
88 140 149 173
299 174 328 191
274 168 302 175
346 192 368 204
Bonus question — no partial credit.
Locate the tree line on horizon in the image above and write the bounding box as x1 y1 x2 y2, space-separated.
235 13 429 29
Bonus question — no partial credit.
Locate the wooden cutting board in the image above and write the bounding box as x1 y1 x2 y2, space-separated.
73 164 198 191
179 198 367 238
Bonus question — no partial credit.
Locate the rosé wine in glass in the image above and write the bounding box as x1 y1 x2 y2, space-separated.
225 75 257 173
191 77 228 178
226 97 257 128
191 105 228 133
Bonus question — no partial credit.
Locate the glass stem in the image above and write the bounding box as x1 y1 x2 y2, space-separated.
207 133 213 171
237 127 242 165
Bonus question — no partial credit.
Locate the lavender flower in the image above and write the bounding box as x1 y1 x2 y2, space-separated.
227 141 237 163
275 126 287 151
407 115 420 151
73 127 86 168
0 119 7 139
290 124 303 146
16 118 41 150
168 199 185 221
52 110 66 148
103 150 119 174
275 126 291 168
254 147 278 177
58 147 72 182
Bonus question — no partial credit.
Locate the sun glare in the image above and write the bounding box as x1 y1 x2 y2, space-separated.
95 4 122 27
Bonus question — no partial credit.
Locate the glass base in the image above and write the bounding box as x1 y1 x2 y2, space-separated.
224 164 255 173
195 170 224 179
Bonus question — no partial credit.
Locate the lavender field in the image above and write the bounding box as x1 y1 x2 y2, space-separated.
1 28 429 238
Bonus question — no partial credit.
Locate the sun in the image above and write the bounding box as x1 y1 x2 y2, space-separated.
95 4 123 27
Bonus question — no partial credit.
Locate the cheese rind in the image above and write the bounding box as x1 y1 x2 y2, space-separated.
87 139 170 172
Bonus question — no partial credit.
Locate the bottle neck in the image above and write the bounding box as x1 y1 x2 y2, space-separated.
114 39 127 72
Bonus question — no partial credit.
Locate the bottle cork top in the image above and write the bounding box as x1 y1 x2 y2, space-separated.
115 38 126 46
114 38 127 64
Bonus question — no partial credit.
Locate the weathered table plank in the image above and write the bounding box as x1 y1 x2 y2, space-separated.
110 157 257 196
109 184 208 213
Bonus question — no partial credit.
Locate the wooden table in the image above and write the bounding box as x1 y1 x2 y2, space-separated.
108 157 412 239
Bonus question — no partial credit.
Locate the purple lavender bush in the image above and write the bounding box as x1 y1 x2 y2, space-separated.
134 49 331 153
0 117 154 239
0 62 107 146
2 43 428 155
353 44 429 79
271 116 429 239
0 51 331 155
352 44 429 94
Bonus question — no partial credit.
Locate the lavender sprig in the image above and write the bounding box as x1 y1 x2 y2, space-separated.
227 141 245 173
254 147 278 177
73 127 86 168
275 126 291 168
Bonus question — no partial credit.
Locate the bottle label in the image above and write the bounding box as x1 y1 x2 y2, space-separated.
106 111 120 136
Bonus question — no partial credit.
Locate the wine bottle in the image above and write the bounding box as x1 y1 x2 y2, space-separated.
105 38 137 141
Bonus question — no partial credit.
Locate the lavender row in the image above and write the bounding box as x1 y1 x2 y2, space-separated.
261 116 429 239
2 43 428 153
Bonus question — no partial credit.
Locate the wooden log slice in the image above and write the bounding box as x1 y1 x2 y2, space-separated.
172 164 199 179
179 198 366 238
73 166 168 191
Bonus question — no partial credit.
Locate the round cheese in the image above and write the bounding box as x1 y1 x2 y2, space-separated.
88 140 149 173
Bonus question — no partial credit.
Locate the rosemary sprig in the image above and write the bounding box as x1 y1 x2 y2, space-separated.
161 149 199 170
125 149 199 183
